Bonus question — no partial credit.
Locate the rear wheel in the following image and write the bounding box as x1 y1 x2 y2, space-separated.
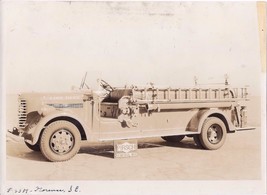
199 117 227 150
40 120 81 162
161 135 185 143
193 135 204 148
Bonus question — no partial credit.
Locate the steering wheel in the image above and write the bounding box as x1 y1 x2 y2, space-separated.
99 79 114 92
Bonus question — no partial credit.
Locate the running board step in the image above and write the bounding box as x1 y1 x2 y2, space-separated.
235 127 256 131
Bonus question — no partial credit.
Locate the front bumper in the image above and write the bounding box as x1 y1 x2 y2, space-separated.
7 127 33 143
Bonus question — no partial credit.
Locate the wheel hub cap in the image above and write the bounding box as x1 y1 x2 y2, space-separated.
50 129 74 155
207 125 222 144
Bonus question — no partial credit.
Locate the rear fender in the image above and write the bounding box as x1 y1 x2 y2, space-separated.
27 110 89 145
187 109 235 134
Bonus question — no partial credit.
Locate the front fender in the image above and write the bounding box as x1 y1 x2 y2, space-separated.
27 110 89 145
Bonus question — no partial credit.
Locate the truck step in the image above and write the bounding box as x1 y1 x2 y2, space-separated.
235 127 256 131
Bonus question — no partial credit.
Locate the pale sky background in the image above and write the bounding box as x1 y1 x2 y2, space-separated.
2 1 262 95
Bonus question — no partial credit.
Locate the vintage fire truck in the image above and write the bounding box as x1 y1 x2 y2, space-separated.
9 76 253 162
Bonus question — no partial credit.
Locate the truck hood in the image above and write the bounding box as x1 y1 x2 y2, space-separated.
19 92 91 114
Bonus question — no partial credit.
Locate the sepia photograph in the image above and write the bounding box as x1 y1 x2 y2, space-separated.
1 1 266 195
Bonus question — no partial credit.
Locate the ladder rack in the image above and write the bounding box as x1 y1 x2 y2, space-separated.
131 86 248 103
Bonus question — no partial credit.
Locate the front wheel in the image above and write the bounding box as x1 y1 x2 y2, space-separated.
25 141 40 151
40 120 81 162
199 117 227 150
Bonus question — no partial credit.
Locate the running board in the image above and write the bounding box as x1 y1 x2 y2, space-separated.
235 127 256 131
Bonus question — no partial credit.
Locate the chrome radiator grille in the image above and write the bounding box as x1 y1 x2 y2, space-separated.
18 98 27 128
